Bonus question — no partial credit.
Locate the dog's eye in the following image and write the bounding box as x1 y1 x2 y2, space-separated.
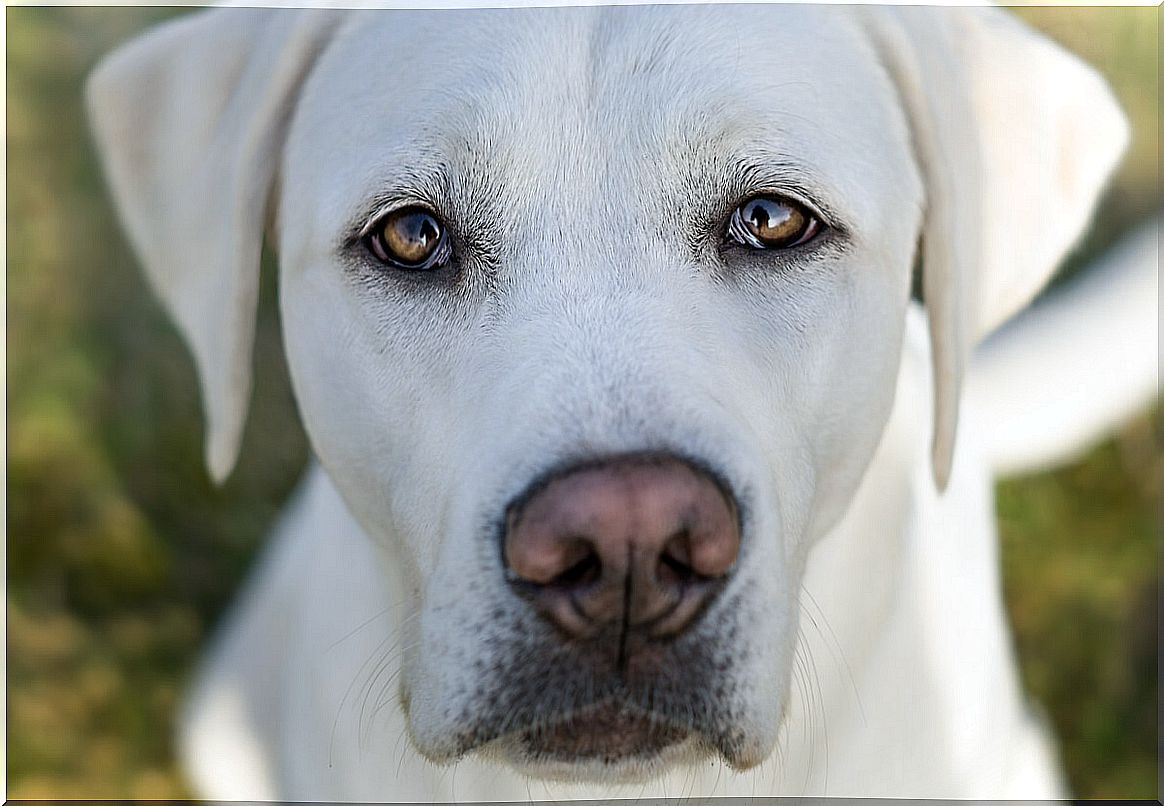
364 206 451 270
727 195 822 250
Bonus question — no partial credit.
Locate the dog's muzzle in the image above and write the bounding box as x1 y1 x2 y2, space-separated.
495 452 742 762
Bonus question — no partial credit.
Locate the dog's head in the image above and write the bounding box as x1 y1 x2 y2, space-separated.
87 4 1125 782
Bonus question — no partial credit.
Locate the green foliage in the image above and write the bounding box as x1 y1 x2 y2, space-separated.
6 6 1158 799
7 7 307 797
997 420 1159 798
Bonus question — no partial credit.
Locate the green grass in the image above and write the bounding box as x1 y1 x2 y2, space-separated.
7 7 308 796
6 6 1158 799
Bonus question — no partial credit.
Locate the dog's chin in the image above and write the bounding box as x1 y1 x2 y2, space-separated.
465 701 740 785
481 709 702 784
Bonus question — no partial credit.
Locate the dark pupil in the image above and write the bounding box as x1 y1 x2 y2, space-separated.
744 198 793 238
397 212 438 253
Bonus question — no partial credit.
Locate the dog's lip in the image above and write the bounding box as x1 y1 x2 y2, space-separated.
518 700 690 762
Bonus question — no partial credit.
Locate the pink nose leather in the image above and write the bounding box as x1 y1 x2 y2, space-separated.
504 455 740 640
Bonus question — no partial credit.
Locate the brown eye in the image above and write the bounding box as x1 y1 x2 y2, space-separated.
728 195 822 250
365 206 451 269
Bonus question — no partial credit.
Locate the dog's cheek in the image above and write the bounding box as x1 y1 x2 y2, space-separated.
278 263 469 573
793 263 910 541
708 571 801 769
714 265 863 552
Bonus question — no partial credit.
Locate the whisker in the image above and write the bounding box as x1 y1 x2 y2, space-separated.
792 630 813 793
802 585 866 726
360 636 422 749
326 602 405 654
331 607 423 762
330 631 395 767
802 628 829 792
394 719 411 779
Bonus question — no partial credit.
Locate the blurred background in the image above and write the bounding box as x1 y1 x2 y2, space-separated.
6 5 1159 799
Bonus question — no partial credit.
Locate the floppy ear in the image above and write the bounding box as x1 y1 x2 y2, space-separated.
86 9 343 483
862 7 1129 490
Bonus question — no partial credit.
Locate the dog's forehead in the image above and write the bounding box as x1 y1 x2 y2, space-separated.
286 5 914 246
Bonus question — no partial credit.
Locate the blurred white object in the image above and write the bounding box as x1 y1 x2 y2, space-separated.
970 216 1160 477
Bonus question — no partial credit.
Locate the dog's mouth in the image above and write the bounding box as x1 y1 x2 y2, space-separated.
428 587 762 773
520 700 690 762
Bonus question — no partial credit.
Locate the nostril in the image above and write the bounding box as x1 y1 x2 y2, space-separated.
551 546 602 589
661 512 739 583
506 529 601 588
659 531 696 585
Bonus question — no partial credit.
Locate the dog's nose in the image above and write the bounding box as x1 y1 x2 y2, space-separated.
504 454 740 640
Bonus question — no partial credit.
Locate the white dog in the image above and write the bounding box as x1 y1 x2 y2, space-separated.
86 4 1156 800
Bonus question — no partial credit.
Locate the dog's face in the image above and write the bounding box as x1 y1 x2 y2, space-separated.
278 6 917 774
87 3 1126 785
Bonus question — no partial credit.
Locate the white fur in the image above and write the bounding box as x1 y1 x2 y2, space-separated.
85 4 1145 800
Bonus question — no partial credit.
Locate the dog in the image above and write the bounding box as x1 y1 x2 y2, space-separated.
85 3 1155 800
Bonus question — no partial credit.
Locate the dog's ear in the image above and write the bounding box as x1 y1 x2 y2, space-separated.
86 9 342 483
862 7 1128 490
